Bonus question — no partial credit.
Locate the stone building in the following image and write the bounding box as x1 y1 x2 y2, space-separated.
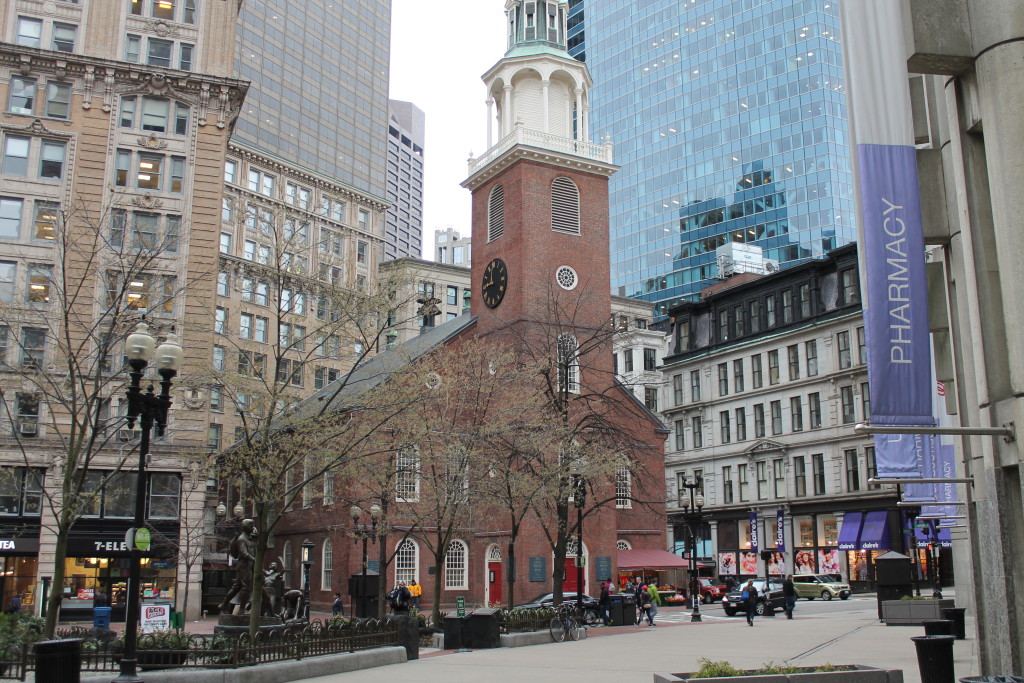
0 0 246 619
896 0 1024 672
384 100 424 261
658 245 936 592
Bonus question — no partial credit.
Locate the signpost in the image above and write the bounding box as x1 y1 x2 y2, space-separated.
456 596 466 617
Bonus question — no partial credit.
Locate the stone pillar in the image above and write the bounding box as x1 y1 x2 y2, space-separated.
502 84 513 138
541 79 550 132
486 97 494 148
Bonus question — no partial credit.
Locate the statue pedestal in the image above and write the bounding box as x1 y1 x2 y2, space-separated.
214 614 292 639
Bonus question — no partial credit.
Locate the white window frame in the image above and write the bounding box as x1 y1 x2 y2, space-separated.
321 538 333 591
395 538 419 585
444 539 468 590
615 464 632 509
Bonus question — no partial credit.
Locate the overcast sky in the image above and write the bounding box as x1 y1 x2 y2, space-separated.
389 0 508 260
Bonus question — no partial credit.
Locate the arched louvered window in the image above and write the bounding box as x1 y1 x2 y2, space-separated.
488 184 505 242
551 177 580 235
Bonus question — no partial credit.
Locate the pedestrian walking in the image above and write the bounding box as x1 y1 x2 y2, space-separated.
332 592 345 616
635 583 649 625
742 579 758 626
387 582 412 614
782 575 797 619
646 582 660 626
598 581 611 626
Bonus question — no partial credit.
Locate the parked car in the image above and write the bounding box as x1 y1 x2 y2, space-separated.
792 574 851 601
695 577 728 604
513 592 601 625
721 580 786 617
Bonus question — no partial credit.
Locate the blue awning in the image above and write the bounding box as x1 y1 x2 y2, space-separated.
837 512 863 551
858 511 891 551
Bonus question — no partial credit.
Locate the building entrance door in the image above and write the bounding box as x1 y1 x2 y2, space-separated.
488 561 502 606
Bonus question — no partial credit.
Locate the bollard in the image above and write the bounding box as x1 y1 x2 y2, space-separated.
912 634 956 683
923 619 953 636
943 607 967 640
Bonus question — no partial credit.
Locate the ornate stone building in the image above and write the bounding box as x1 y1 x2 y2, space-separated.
0 0 246 620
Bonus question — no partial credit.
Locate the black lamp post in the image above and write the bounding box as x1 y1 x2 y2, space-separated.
112 321 183 683
679 475 705 623
301 540 315 621
351 504 382 618
904 506 922 596
573 476 586 612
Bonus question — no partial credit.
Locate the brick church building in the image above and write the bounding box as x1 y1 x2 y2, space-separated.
265 0 671 616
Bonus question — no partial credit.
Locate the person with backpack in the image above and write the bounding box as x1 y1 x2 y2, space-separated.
388 582 411 614
742 579 759 626
598 581 611 626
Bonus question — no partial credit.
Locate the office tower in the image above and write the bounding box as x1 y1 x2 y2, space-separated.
434 228 471 266
234 0 391 199
385 100 424 261
568 0 855 314
0 0 246 619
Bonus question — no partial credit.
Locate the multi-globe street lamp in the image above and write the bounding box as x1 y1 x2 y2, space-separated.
350 504 383 618
679 475 705 623
112 320 183 683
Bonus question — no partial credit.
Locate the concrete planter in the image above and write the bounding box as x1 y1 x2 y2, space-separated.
653 664 904 683
881 599 955 625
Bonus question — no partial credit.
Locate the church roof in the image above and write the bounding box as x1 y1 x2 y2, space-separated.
504 43 573 60
290 314 478 422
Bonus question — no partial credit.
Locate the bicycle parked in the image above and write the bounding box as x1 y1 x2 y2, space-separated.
549 602 582 642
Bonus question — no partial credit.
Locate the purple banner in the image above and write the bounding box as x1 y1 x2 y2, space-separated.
775 510 786 552
859 144 934 477
749 511 759 554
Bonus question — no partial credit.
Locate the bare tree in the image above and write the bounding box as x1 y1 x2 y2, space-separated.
201 201 426 636
0 197 199 636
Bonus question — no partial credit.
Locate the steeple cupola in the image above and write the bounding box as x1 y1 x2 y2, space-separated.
505 0 570 54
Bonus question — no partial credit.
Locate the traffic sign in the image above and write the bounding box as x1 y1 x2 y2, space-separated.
456 596 466 617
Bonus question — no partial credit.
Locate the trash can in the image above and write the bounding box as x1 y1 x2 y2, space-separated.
943 607 967 640
466 608 501 648
608 594 624 626
912 634 956 683
620 594 636 626
92 606 111 630
34 639 83 683
443 615 468 650
923 619 953 636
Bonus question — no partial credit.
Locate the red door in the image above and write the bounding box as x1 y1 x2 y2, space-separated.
563 558 579 593
488 561 502 606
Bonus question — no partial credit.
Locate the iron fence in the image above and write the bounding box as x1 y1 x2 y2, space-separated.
0 619 400 681
497 607 555 634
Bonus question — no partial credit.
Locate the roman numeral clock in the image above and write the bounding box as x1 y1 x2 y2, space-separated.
481 258 508 309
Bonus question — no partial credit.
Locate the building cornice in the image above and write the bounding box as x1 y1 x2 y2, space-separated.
462 140 617 191
0 44 248 130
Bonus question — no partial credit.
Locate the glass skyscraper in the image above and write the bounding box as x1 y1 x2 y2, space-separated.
235 0 391 198
568 0 855 314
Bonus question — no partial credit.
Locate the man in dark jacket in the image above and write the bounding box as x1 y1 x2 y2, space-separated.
782 575 797 619
743 579 759 626
598 582 611 626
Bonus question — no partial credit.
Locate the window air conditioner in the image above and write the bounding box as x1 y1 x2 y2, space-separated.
18 422 38 436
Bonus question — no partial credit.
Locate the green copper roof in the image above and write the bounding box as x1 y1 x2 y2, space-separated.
504 42 572 60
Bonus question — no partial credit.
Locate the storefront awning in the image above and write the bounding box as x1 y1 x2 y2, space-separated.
618 549 691 570
837 512 863 551
858 510 890 551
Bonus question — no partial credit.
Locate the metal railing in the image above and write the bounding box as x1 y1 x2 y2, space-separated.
497 607 557 634
467 126 613 176
0 619 400 680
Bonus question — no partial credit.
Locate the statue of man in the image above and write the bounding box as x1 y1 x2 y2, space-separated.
260 561 285 617
218 519 257 614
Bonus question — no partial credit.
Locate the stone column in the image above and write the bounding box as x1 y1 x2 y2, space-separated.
541 79 550 132
486 97 494 148
502 84 513 138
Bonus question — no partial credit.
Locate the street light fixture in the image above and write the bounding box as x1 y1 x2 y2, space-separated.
680 475 705 623
301 539 316 621
112 320 182 683
351 504 383 618
573 476 586 613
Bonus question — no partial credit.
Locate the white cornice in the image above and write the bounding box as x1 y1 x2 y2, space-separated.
462 142 617 191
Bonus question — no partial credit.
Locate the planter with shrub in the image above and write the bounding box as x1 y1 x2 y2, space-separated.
654 658 903 683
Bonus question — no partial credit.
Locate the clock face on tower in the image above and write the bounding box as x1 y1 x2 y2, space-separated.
481 258 508 309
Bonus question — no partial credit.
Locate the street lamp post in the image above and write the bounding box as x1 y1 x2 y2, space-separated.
573 476 586 613
680 475 705 623
301 540 315 621
905 506 922 596
350 504 382 618
112 321 183 683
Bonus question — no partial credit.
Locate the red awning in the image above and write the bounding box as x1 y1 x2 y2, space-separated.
617 549 691 570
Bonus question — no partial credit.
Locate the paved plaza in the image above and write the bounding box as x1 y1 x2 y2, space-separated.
293 598 980 683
